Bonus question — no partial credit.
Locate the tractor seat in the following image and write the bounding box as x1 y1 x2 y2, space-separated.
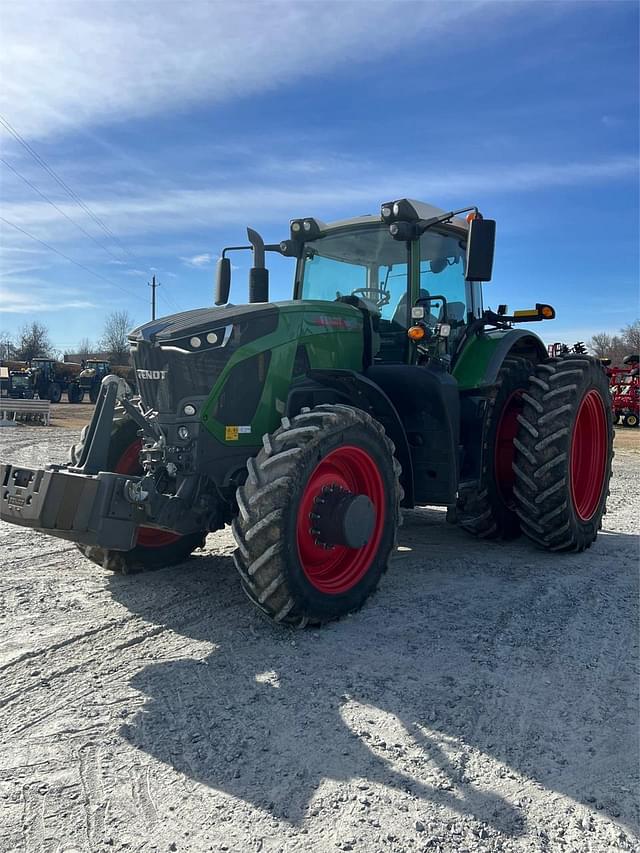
446 301 466 325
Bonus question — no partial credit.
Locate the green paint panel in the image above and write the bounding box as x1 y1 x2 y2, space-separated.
202 300 363 445
452 329 507 390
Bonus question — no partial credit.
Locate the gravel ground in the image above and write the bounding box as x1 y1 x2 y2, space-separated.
0 425 638 853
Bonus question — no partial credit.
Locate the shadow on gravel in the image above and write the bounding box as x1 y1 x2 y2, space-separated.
109 512 639 835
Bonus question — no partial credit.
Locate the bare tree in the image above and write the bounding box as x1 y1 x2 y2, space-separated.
589 319 640 364
621 320 640 354
0 330 17 360
98 310 134 364
589 332 614 358
77 337 94 357
15 322 52 362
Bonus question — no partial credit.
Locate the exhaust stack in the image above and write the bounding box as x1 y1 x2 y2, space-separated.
247 227 269 303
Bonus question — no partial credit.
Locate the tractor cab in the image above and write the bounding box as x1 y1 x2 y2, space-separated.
217 199 494 373
80 360 110 378
31 358 55 376
293 206 481 368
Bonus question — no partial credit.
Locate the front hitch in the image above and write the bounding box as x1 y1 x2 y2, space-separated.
1 375 210 550
1 461 207 550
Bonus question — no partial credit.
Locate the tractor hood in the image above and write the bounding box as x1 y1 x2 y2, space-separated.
127 300 363 417
129 303 279 345
128 303 280 413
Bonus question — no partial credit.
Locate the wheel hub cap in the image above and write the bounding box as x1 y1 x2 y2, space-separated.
310 484 376 549
296 445 386 595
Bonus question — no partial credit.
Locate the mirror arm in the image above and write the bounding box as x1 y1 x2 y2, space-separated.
221 245 252 259
415 205 479 236
481 305 554 326
220 242 288 259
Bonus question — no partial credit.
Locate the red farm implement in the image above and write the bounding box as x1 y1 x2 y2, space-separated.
605 355 639 428
548 345 639 428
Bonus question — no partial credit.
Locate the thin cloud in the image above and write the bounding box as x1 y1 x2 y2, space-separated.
1 155 636 246
0 2 483 140
0 287 97 313
181 253 214 268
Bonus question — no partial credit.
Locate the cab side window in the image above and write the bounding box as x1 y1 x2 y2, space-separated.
419 230 468 350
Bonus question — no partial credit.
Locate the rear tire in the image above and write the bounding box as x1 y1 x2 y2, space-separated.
48 382 62 403
232 404 402 626
457 356 532 539
513 356 613 551
71 413 205 573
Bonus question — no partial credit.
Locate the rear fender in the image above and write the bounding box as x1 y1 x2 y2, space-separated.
453 328 547 390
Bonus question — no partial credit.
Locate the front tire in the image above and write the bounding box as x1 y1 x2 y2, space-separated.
513 356 613 551
67 384 84 403
232 404 402 626
623 412 638 428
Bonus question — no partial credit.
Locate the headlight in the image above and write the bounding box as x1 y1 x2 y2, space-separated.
177 425 190 441
183 404 196 416
190 336 202 348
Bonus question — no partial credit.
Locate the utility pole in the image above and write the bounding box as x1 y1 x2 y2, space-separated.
149 274 159 320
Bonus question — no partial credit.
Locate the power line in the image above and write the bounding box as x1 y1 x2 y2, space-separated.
158 281 181 314
0 112 144 268
0 156 134 267
0 215 148 303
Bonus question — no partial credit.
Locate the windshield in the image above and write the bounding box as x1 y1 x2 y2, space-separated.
300 226 410 326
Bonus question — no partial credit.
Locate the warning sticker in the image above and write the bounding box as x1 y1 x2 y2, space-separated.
225 426 251 440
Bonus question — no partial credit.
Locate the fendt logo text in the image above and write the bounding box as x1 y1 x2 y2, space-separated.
136 369 168 380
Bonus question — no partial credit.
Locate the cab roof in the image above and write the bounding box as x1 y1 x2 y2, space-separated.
315 200 469 237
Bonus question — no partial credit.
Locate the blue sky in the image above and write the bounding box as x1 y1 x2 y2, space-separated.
0 0 638 354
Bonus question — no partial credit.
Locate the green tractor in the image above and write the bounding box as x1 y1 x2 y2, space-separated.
0 199 614 625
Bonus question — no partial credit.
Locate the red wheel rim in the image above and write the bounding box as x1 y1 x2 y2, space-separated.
494 390 523 504
296 445 385 595
570 390 608 521
115 439 181 548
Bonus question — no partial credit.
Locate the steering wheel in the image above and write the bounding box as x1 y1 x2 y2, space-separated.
350 287 391 309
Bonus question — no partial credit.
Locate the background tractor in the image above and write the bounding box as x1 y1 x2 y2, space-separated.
8 357 81 403
77 359 112 403
74 360 136 404
1 198 614 626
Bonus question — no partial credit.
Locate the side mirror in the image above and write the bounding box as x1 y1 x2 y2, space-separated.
215 257 231 305
465 218 496 282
